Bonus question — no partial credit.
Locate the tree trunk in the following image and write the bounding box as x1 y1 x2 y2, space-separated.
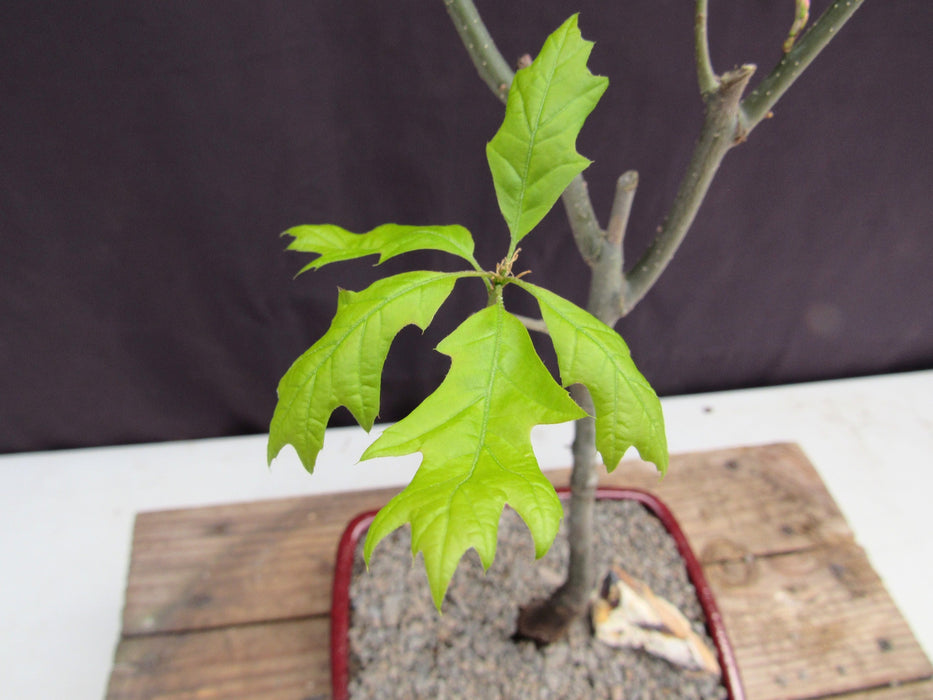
515 386 598 644
447 0 867 646
514 229 623 643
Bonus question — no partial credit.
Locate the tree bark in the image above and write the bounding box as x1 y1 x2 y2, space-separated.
444 0 866 645
515 386 597 643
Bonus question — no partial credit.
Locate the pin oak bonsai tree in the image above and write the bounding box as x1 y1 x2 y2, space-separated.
268 0 865 644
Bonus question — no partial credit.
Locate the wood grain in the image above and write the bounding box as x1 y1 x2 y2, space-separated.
557 443 854 562
107 443 932 699
707 542 931 699
109 618 330 700
121 488 396 634
829 680 933 699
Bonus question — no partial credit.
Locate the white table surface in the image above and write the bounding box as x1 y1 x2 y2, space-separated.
1 370 931 699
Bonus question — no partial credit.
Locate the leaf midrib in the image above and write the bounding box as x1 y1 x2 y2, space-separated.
510 30 569 239
307 225 475 268
277 272 456 440
527 285 657 427
438 304 505 559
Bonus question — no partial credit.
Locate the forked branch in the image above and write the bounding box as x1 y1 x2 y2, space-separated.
619 0 866 315
444 0 865 321
440 0 867 645
620 64 755 315
742 0 865 128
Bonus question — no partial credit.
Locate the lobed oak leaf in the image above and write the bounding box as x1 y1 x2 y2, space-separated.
283 223 478 273
361 301 586 609
267 271 465 471
487 14 608 247
515 280 668 474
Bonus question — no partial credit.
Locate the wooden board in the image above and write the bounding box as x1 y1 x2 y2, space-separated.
119 487 396 634
107 443 932 699
706 543 931 700
829 681 933 699
109 618 330 700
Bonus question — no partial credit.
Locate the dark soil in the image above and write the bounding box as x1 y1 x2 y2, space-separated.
347 498 728 699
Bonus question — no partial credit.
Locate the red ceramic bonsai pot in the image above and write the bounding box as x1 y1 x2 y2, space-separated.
330 487 745 700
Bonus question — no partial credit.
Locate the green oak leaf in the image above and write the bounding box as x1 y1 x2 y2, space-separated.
515 280 668 475
267 270 465 471
284 223 479 274
487 14 608 247
361 301 586 609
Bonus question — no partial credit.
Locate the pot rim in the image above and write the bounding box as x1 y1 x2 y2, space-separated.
330 486 745 700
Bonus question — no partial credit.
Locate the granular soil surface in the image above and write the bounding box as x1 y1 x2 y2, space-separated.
347 498 728 699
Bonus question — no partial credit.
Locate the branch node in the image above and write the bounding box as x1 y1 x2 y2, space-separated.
741 0 865 130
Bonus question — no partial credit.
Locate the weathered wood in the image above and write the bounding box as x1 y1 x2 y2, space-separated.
121 443 847 636
122 487 397 634
831 679 933 699
108 443 932 699
108 618 330 700
706 541 932 700
559 443 855 563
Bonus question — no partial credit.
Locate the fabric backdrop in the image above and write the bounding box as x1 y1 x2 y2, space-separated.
2 1 930 454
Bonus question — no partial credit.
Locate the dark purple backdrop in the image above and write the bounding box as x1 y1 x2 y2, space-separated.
2 1 930 454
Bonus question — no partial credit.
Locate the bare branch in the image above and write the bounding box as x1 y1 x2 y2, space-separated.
621 65 756 316
442 1 607 276
694 0 718 96
440 0 870 644
442 0 515 103
620 0 866 318
606 171 638 250
783 0 811 54
742 0 865 130
560 175 604 267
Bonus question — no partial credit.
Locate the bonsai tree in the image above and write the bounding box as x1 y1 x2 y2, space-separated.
268 0 864 644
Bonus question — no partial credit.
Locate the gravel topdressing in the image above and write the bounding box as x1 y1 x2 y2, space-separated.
347 498 728 699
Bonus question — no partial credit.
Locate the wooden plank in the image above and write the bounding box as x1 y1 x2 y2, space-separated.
576 443 855 562
122 443 849 636
705 541 933 700
110 443 932 700
831 679 933 699
122 487 397 634
108 617 330 700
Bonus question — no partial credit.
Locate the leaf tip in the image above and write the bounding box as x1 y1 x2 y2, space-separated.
430 583 447 612
654 453 670 478
362 523 381 567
